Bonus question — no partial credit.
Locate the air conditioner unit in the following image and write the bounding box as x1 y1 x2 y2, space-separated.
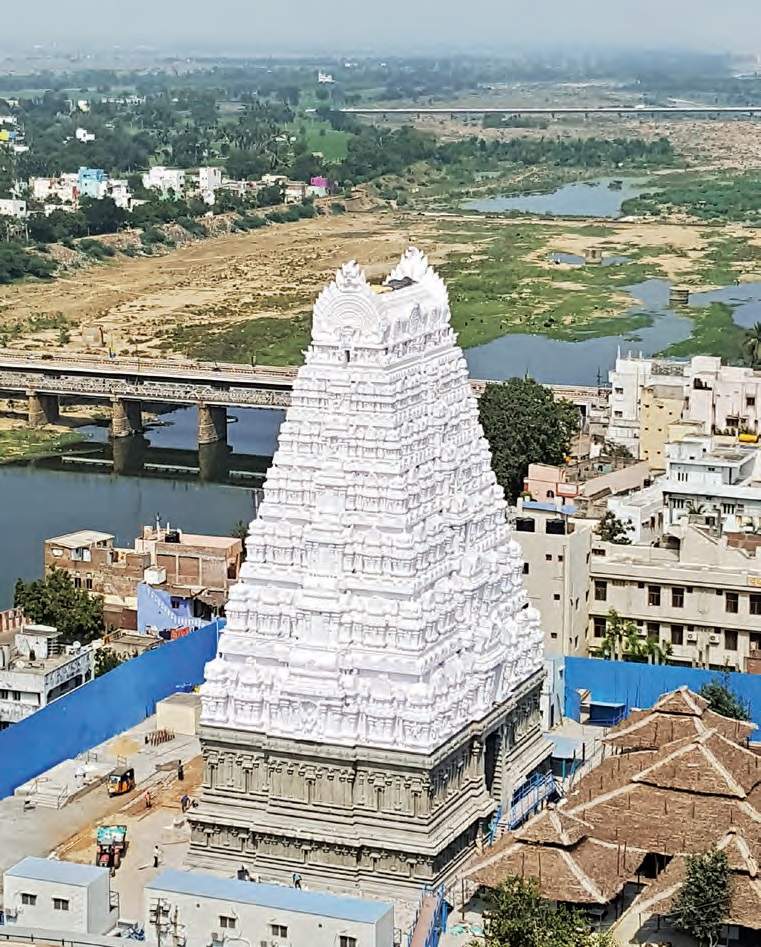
709 634 721 644
637 627 647 637
686 632 698 642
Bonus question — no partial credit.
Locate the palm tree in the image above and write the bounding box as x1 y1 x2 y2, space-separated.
744 321 761 369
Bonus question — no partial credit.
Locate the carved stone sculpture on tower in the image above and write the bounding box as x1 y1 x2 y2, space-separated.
190 247 546 895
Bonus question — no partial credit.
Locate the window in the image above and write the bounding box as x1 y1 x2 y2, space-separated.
725 629 738 651
340 938 357 947
545 553 552 562
85 576 93 591
648 585 661 607
219 917 236 930
670 625 684 646
53 899 69 912
614 410 623 418
594 580 607 602
271 925 288 939
721 503 736 516
614 387 624 395
593 617 607 638
725 592 739 614
12 691 20 701
514 518 535 533
558 554 564 562
747 395 756 408
751 594 761 616
751 633 761 651
647 623 660 642
672 587 684 608
21 893 37 906
553 593 560 601
522 562 529 575
73 576 82 589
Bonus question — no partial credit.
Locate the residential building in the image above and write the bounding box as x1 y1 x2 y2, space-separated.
588 523 761 671
3 858 117 935
142 167 186 196
285 180 308 203
107 178 132 210
317 70 335 84
77 167 107 200
74 127 95 143
144 870 394 947
523 459 652 516
0 625 93 729
308 175 332 197
30 173 79 205
44 525 242 633
198 166 223 193
190 249 547 895
514 499 593 660
0 198 26 218
608 353 761 460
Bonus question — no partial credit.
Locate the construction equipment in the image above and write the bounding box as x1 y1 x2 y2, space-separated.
96 825 128 869
107 766 135 797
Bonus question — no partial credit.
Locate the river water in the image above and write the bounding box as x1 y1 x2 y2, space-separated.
3 177 760 607
463 176 652 218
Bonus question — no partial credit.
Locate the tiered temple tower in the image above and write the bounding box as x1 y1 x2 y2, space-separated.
188 248 546 896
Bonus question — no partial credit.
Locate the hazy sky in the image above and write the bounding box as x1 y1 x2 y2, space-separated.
7 0 761 54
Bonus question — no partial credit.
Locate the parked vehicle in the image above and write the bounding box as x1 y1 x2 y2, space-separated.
108 767 135 797
96 825 128 869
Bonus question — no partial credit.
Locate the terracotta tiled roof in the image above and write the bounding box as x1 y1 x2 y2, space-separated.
652 687 708 716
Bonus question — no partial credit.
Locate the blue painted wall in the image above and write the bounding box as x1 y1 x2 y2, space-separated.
564 656 761 728
137 582 199 634
0 619 222 800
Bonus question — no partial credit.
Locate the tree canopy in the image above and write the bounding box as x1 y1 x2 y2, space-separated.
479 378 580 501
595 511 633 544
14 569 104 645
483 876 615 947
699 678 751 721
672 849 730 947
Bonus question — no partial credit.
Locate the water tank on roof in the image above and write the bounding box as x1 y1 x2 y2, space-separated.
165 529 181 544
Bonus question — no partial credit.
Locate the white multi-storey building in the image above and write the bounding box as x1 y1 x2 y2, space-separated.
190 248 546 895
142 167 186 196
0 198 26 218
0 625 92 728
198 166 223 193
608 354 761 461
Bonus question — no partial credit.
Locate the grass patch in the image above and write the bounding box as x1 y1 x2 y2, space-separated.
0 428 87 464
437 221 664 349
164 313 312 365
699 236 761 286
297 118 349 162
659 302 747 361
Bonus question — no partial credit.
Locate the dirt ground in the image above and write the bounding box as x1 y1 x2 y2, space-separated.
0 212 459 357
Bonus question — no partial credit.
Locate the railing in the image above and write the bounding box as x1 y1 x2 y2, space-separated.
505 771 561 832
407 884 448 947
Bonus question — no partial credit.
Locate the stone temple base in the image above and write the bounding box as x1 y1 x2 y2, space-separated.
187 672 547 898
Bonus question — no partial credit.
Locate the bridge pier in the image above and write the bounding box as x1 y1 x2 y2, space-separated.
112 398 143 438
199 440 231 482
112 433 147 476
198 403 228 447
27 392 60 428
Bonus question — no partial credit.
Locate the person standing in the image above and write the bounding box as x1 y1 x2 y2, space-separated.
292 872 302 890
153 845 161 869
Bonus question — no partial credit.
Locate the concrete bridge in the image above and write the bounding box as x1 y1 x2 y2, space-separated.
316 105 761 119
0 351 605 448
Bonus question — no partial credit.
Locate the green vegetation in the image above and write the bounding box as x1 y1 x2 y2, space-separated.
0 427 85 463
745 322 761 369
479 377 579 501
14 568 104 645
673 849 731 947
659 302 747 363
163 312 312 365
699 678 751 721
95 648 126 677
483 875 615 947
594 609 672 664
622 172 761 223
0 242 56 284
595 510 634 544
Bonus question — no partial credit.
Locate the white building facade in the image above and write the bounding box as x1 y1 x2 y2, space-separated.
0 625 92 728
145 870 393 947
3 858 117 935
190 249 546 894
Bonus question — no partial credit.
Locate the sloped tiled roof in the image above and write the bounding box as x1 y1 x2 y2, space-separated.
604 686 756 753
514 807 592 847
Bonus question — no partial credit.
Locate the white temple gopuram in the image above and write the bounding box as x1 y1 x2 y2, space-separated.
189 248 547 895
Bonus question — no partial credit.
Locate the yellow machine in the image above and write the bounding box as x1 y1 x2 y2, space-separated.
107 767 135 797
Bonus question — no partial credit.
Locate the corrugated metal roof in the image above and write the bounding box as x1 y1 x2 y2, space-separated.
145 870 392 924
6 858 107 887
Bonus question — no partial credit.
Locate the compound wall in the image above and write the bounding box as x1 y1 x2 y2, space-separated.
564 656 761 728
0 619 221 799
